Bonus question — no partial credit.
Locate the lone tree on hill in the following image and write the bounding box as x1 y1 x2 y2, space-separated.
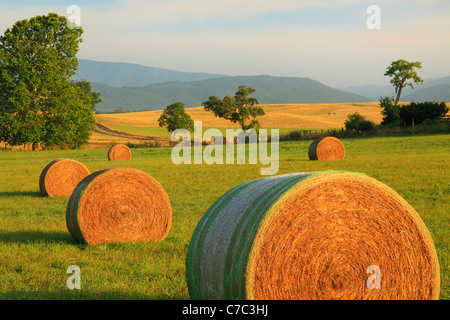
202 85 265 131
158 102 194 133
0 13 99 149
384 59 423 106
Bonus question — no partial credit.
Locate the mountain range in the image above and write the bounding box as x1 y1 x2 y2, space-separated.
72 59 450 112
342 76 450 102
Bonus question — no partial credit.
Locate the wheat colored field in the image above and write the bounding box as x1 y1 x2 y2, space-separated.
93 102 385 139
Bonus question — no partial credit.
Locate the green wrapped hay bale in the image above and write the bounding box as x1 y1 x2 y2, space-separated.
186 171 440 300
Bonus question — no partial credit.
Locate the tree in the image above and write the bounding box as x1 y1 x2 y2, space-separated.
41 83 96 148
379 96 400 125
202 85 265 131
71 79 102 111
158 102 194 133
399 101 449 126
345 112 375 132
384 59 423 106
0 13 95 149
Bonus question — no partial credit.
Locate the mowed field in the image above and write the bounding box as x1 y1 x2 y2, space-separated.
92 102 385 140
0 132 448 299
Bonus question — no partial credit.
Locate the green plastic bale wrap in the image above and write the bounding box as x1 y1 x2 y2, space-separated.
186 171 440 300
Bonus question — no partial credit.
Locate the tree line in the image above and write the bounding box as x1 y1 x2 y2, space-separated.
1 13 446 149
345 59 448 133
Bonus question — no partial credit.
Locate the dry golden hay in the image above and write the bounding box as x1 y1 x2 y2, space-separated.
108 144 131 160
309 136 345 160
186 171 440 300
39 159 90 197
66 167 172 245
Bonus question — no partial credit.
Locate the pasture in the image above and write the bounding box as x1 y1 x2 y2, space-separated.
0 133 448 299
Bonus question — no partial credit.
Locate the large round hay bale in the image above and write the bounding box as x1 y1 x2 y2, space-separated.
66 167 172 245
186 171 440 300
39 159 90 197
309 136 345 160
108 144 131 160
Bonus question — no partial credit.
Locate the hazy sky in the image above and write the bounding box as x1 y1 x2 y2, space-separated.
1 0 449 87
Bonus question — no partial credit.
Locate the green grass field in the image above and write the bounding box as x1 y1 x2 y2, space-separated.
0 133 448 299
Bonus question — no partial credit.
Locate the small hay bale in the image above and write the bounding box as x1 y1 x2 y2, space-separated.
39 159 90 197
186 171 440 300
309 136 345 160
108 144 131 160
66 167 172 245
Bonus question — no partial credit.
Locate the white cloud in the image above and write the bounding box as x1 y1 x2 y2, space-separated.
1 0 449 87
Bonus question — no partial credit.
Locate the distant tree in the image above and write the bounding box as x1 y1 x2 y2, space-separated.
113 106 126 113
158 102 194 133
345 112 375 132
384 59 423 106
379 96 400 125
399 101 449 126
0 13 95 149
202 85 265 131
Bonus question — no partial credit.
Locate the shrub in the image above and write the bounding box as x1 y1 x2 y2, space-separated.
379 96 400 125
357 120 376 131
345 112 376 132
399 101 449 126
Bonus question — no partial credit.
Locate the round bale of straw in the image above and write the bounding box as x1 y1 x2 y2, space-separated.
108 144 131 161
186 171 440 300
66 167 172 245
309 136 345 160
39 159 90 197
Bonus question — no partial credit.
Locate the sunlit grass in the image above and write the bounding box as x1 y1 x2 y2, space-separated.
0 133 448 299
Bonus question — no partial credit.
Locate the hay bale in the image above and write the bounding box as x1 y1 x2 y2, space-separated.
39 159 90 197
66 167 172 245
186 171 440 300
309 136 345 160
108 144 131 160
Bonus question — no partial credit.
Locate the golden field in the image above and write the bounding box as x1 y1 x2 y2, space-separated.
94 102 385 131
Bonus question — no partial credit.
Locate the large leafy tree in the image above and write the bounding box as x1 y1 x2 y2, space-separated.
0 13 97 149
202 85 265 131
71 79 102 111
158 102 194 133
384 59 423 106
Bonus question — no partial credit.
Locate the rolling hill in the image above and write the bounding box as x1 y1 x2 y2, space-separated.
73 59 227 87
342 75 450 101
91 75 375 112
401 84 450 102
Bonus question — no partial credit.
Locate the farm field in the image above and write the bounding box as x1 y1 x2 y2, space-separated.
93 102 386 139
0 133 448 300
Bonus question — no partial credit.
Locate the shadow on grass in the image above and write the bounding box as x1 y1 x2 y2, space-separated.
0 191 43 198
0 230 79 245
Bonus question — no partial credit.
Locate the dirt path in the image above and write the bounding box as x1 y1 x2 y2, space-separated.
93 122 169 142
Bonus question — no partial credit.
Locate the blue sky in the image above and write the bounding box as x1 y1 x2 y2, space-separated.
1 0 449 87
